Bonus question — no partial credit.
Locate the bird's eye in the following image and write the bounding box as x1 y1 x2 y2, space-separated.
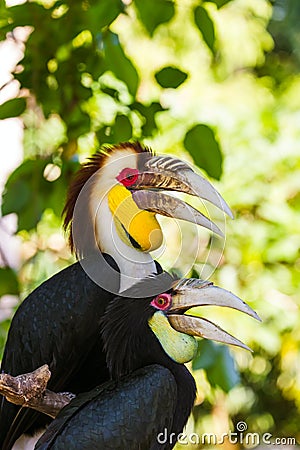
116 168 139 187
151 293 172 311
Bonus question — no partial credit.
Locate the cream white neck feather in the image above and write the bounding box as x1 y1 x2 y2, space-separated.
89 148 157 292
95 197 157 291
12 430 44 450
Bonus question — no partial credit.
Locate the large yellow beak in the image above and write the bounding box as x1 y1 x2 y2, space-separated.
108 185 163 252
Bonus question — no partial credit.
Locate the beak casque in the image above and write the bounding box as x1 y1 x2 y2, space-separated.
167 278 261 351
130 154 233 237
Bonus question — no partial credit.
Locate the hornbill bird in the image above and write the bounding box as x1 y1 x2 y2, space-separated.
0 142 232 449
35 273 260 450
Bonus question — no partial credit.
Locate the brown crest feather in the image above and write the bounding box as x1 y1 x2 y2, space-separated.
63 142 153 255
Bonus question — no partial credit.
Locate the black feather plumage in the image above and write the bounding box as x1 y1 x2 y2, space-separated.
35 274 197 449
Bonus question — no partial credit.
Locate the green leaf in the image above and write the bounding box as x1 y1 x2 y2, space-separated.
1 179 31 214
1 3 47 28
193 340 240 392
112 114 133 142
155 67 188 89
132 101 165 136
86 0 124 33
0 267 19 297
184 124 223 180
66 107 91 140
190 267 200 279
205 0 233 9
209 345 240 392
97 114 132 145
135 0 175 35
0 0 11 34
193 340 217 371
101 87 120 100
2 159 52 231
194 5 216 54
101 31 139 97
47 159 80 217
0 98 26 120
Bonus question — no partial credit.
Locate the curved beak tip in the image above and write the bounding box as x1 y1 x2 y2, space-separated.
136 154 235 222
227 208 234 220
252 311 262 322
132 190 226 239
169 280 261 351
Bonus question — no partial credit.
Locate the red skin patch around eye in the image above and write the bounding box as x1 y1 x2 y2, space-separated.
151 293 172 311
116 168 139 187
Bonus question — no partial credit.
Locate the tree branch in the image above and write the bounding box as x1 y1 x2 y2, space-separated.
0 365 75 418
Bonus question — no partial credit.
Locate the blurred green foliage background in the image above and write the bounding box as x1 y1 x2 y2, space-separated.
0 0 299 448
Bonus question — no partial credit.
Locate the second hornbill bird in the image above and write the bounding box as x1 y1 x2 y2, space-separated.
35 273 260 450
0 142 232 449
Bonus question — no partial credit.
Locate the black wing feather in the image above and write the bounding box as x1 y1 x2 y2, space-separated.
0 255 120 449
36 365 177 450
